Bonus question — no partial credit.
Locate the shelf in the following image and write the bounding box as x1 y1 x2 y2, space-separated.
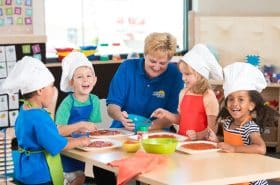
0 35 47 44
210 80 280 88
266 141 278 147
45 60 122 68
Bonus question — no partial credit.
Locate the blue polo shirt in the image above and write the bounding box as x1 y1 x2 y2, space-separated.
107 58 184 128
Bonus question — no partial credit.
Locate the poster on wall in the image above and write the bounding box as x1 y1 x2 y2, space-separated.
0 95 8 111
0 0 33 34
8 93 18 109
0 111 8 127
0 46 5 61
9 110 18 126
0 61 7 78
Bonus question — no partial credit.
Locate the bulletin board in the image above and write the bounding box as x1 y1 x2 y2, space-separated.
0 45 19 128
0 43 46 128
0 0 33 35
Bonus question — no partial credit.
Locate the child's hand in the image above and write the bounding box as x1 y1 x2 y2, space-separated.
151 108 168 119
120 111 135 131
79 137 92 147
206 128 219 142
217 142 235 153
186 130 197 141
78 121 98 131
149 121 161 130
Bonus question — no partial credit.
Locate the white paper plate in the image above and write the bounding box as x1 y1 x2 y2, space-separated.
76 138 122 152
176 140 220 154
89 128 134 139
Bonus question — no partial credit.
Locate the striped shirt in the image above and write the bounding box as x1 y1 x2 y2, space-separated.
223 119 268 185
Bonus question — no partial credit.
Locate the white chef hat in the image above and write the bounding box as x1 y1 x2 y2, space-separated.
60 51 94 92
1 56 54 95
223 62 267 97
181 43 223 81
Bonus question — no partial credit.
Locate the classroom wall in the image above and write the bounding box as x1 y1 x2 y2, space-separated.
193 0 280 15
33 0 45 35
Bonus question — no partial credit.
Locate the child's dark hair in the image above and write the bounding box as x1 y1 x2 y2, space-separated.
21 91 37 99
217 90 279 130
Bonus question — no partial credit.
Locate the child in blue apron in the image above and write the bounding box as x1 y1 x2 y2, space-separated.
1 56 92 185
55 52 101 184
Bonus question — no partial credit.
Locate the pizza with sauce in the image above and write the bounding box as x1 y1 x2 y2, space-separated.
176 141 220 154
182 142 217 150
76 139 122 151
87 140 113 148
90 130 121 136
89 129 133 138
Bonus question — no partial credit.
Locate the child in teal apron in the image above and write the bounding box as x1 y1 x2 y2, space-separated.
55 52 101 184
1 56 92 185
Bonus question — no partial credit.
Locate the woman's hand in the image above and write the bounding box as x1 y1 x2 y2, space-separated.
120 111 135 131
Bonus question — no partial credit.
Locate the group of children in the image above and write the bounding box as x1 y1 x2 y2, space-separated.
1 42 279 185
151 44 279 185
1 52 99 185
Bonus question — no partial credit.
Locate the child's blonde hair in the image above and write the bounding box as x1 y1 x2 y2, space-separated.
179 61 210 94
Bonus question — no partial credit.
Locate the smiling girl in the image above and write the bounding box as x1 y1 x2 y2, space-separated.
217 62 279 154
214 62 280 185
151 44 223 140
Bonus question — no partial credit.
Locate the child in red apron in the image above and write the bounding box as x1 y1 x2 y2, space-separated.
1 56 92 185
151 44 223 140
214 62 280 185
56 52 101 185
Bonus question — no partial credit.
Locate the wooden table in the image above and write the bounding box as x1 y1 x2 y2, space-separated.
62 140 280 185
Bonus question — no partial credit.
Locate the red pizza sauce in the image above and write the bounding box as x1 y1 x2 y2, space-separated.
88 141 113 148
90 130 121 136
182 143 216 150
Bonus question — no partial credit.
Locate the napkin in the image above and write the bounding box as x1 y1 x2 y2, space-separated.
108 151 167 185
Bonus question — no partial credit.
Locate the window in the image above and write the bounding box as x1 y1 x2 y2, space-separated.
45 0 187 58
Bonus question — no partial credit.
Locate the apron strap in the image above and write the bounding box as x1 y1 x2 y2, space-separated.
44 151 64 185
18 147 64 185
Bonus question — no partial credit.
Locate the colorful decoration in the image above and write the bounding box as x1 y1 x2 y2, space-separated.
246 55 260 67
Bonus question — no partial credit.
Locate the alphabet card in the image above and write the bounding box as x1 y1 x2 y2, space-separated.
9 110 18 126
8 93 18 109
5 45 16 62
0 111 8 127
0 62 7 78
0 47 5 62
0 95 8 111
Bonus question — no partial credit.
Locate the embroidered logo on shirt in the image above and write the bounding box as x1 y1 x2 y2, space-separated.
152 90 165 98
